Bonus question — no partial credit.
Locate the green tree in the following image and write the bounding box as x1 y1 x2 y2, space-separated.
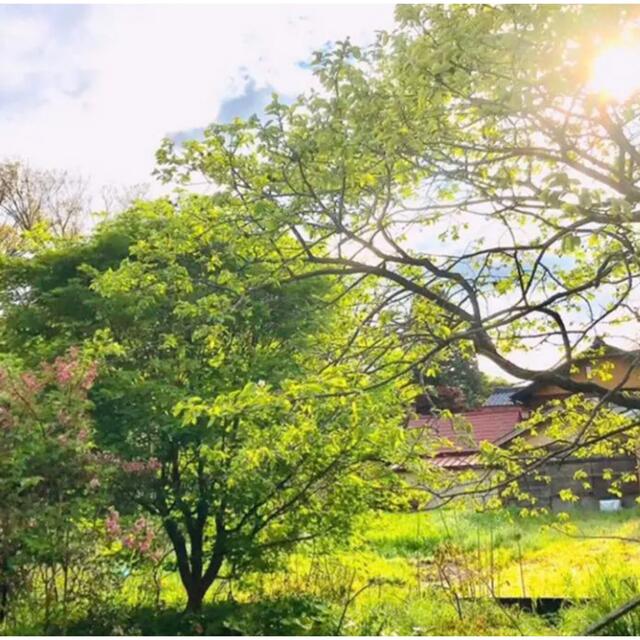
416 347 491 413
156 5 640 413
0 197 415 612
153 6 640 507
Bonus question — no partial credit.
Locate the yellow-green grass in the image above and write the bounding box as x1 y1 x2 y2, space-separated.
110 507 640 635
140 507 640 604
362 508 640 598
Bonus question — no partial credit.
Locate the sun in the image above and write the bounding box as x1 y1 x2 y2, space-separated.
590 44 640 103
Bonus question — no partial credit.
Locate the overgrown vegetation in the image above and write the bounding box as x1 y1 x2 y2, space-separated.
0 198 418 618
5 508 640 635
2 3 640 635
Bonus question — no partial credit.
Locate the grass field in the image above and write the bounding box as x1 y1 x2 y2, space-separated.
12 507 640 635
232 507 640 635
363 508 640 598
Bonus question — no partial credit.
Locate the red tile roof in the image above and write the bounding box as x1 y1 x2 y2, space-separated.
430 452 482 469
409 406 528 467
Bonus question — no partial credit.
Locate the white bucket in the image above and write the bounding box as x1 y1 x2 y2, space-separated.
599 499 622 512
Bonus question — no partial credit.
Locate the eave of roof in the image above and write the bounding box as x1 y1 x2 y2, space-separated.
510 338 640 404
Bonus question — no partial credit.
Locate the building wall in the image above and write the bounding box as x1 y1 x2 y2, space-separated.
517 455 640 510
416 456 640 511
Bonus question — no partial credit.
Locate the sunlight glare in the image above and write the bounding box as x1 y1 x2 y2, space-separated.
590 44 640 102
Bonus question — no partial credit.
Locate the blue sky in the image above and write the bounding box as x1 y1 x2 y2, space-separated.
0 4 394 191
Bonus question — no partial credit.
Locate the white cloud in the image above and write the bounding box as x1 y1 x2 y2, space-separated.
0 5 394 192
0 15 51 92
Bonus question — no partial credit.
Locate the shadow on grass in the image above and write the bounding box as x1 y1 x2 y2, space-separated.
54 596 337 636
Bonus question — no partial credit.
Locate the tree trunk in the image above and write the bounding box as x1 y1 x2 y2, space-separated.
183 551 224 614
0 555 11 624
0 580 9 624
163 520 225 614
185 583 205 613
161 499 226 615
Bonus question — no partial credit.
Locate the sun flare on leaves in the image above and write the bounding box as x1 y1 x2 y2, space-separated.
590 43 640 103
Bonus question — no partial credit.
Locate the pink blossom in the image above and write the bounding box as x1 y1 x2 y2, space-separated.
150 549 164 563
122 460 146 474
55 361 74 385
92 451 121 465
133 516 148 533
105 508 121 537
105 508 159 556
53 350 80 386
77 428 89 442
121 458 162 474
0 407 14 430
89 477 101 490
20 372 42 393
81 362 98 390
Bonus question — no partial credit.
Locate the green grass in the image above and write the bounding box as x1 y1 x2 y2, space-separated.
197 506 638 635
367 508 640 634
361 508 640 598
291 507 640 634
5 507 640 635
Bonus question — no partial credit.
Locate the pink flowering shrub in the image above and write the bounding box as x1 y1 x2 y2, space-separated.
1 348 170 618
104 509 160 558
123 516 156 554
0 348 107 548
105 508 121 538
35 347 100 393
81 362 99 390
20 372 43 394
0 348 107 623
0 348 99 453
121 458 162 474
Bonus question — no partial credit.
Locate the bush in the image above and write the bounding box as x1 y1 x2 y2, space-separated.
61 597 337 636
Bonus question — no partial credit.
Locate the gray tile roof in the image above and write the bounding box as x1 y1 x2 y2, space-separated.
483 387 518 406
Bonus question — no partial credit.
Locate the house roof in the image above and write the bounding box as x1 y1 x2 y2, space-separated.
409 405 527 454
511 337 640 404
430 452 482 469
483 386 522 407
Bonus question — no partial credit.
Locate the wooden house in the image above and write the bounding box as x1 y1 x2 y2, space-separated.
410 339 640 509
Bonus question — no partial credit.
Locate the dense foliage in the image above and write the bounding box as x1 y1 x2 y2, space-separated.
154 3 640 509
0 350 103 626
157 5 640 410
0 196 417 614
